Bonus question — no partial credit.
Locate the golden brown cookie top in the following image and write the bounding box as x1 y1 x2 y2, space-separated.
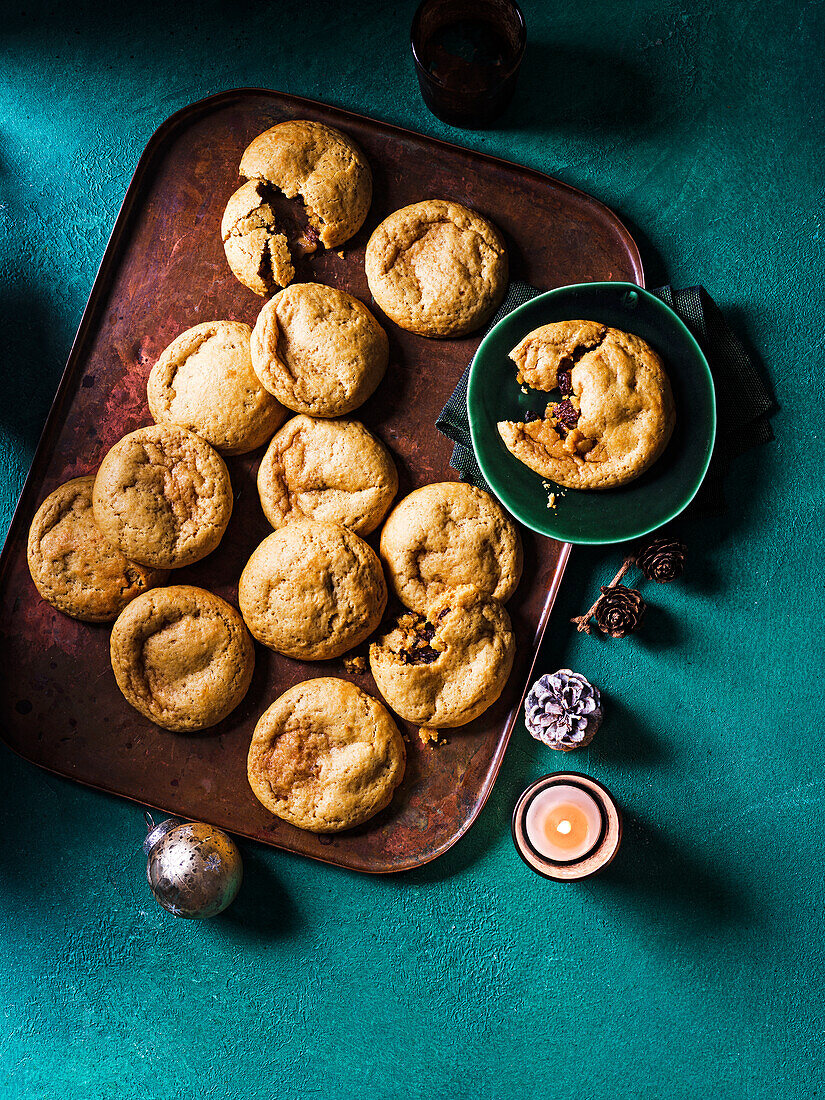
110 585 255 732
257 415 398 536
221 181 296 297
238 520 387 660
379 482 522 613
498 321 675 489
364 199 508 338
92 425 233 569
147 320 288 455
250 283 388 417
26 475 166 622
239 120 372 250
509 320 608 389
247 677 405 832
369 585 515 728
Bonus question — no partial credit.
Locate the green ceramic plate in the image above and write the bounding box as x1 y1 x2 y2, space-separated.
467 282 717 544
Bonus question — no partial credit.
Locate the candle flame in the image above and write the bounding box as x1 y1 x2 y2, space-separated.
557 819 572 835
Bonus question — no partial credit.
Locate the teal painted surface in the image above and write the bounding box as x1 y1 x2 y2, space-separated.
1 1 822 1097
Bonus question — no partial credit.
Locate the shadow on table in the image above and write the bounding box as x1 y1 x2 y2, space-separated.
215 844 303 942
506 42 656 133
400 824 499 886
616 213 670 289
0 279 66 456
583 807 752 930
587 694 671 768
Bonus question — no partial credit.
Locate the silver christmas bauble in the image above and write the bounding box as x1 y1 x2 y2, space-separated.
143 813 243 919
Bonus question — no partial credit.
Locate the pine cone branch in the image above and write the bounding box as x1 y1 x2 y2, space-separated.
572 534 686 639
571 557 635 633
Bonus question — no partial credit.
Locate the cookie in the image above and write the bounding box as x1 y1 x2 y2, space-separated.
26 476 166 622
93 425 233 569
221 180 296 297
239 120 372 250
250 283 388 417
364 199 508 338
147 320 288 455
238 520 387 660
497 321 676 489
369 585 515 728
110 585 254 732
257 415 398 536
379 482 522 613
247 677 406 832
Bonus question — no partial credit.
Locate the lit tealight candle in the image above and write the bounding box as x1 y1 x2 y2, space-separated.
513 774 622 880
524 783 604 863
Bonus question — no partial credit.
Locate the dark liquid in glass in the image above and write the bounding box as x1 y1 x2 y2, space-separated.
411 0 526 128
423 19 517 95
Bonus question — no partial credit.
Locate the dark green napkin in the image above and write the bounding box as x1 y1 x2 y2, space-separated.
435 282 776 516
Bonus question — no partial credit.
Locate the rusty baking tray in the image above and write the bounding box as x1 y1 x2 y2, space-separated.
0 89 643 872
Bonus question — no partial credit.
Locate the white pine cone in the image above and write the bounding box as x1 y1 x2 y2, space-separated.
524 669 602 751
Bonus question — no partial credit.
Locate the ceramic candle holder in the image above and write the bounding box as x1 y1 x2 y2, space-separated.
512 773 622 881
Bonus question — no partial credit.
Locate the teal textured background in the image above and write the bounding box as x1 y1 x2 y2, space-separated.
1 2 823 1097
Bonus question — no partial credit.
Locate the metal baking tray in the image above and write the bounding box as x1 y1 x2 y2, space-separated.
0 89 642 872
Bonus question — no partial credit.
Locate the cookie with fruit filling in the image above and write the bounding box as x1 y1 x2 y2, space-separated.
221 181 296 297
497 320 675 490
369 585 515 728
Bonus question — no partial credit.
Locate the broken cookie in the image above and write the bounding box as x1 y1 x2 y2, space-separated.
498 321 676 490
369 585 515 729
221 180 296 297
239 119 372 250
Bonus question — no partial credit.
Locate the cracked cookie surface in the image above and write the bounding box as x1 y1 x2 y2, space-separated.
498 320 676 489
239 120 372 250
257 414 398 535
27 476 167 622
247 677 405 833
93 425 233 569
110 585 254 732
379 482 522 613
238 519 387 660
221 180 296 297
364 199 508 338
369 585 515 728
250 282 388 417
147 320 288 455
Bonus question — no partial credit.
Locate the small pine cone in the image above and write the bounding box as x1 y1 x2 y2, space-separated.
637 536 687 582
524 669 602 750
595 584 646 638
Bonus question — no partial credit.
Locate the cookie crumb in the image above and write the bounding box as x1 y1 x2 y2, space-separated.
520 385 530 395
336 250 345 259
418 726 441 745
343 655 367 674
546 493 556 509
